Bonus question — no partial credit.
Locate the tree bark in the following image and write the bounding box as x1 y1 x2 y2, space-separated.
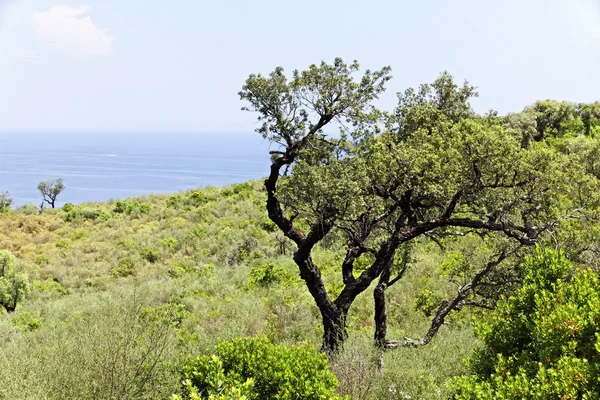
373 265 391 348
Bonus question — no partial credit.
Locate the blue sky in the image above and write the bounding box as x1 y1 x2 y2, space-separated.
0 0 599 133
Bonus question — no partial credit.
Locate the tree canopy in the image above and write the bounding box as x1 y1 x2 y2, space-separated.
241 59 600 352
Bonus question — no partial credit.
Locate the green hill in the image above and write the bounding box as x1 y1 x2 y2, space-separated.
0 181 476 399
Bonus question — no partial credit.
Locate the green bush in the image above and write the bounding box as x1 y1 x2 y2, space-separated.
175 337 343 400
453 248 600 399
140 247 160 263
114 200 151 215
0 250 31 312
16 203 39 215
246 262 296 288
62 203 75 212
111 257 135 278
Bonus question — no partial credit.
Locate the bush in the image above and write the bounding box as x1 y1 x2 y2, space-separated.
0 250 31 312
111 257 135 278
16 203 39 215
175 337 343 400
62 203 75 212
453 248 600 399
140 248 160 263
246 262 296 288
114 200 151 215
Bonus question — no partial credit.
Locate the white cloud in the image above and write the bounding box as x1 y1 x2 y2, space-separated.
33 4 114 56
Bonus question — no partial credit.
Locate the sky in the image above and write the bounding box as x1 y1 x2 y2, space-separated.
0 0 599 133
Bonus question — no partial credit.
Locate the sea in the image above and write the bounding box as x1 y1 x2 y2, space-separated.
0 132 271 206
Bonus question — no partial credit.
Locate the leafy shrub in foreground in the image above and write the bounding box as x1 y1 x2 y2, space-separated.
453 248 600 399
0 250 31 312
175 337 344 400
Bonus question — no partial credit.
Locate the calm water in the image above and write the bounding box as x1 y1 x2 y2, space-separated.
0 133 271 206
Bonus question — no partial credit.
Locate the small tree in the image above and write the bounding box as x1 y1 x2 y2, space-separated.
38 178 65 209
453 248 600 399
0 192 12 213
0 250 31 312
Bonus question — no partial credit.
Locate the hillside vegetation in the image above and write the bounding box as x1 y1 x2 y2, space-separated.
0 181 478 399
2 60 600 398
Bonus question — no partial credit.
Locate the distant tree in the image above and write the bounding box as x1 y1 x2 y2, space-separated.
527 100 577 140
578 101 600 136
0 250 31 312
0 192 12 213
38 178 65 209
240 59 596 352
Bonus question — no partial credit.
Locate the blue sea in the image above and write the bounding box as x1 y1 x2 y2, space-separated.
0 132 271 206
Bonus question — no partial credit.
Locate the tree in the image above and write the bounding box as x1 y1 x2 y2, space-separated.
526 100 577 140
453 248 600 399
38 178 65 209
240 59 595 353
0 192 12 213
0 250 31 312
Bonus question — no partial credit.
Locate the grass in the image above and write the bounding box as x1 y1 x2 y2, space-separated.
0 181 478 399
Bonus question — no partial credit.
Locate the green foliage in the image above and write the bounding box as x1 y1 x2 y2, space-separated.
161 236 179 250
174 356 256 400
55 239 70 250
414 288 443 317
176 337 343 400
453 248 600 399
33 279 67 295
64 206 111 222
35 254 50 267
62 203 75 212
111 257 135 278
140 247 160 263
246 262 297 288
38 178 65 208
12 311 42 332
0 250 31 312
16 202 39 215
0 191 13 213
114 199 151 215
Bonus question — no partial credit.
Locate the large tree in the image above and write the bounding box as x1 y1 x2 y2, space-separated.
240 59 594 352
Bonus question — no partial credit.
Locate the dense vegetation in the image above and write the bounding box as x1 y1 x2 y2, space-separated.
1 61 600 399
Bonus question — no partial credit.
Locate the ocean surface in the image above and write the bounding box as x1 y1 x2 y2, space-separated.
0 133 271 206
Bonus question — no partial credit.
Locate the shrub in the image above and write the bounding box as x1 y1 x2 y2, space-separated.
55 239 71 250
161 236 178 250
16 203 39 215
0 250 31 312
140 248 160 263
453 248 600 399
175 337 343 400
62 203 75 212
114 200 151 215
12 311 42 332
246 262 296 288
111 257 135 278
35 255 50 267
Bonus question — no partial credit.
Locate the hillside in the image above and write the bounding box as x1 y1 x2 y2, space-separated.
0 181 475 399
